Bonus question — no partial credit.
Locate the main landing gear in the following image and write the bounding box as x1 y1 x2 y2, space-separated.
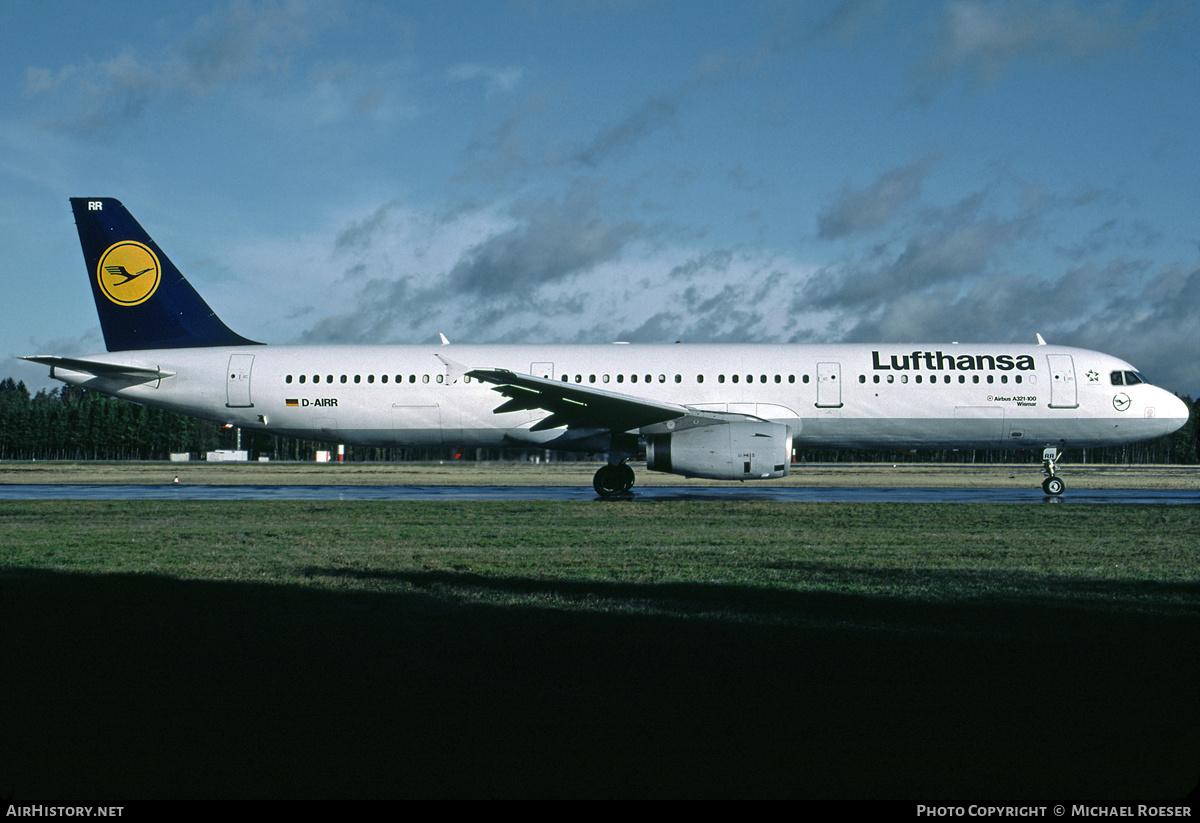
593 462 636 497
1041 446 1065 495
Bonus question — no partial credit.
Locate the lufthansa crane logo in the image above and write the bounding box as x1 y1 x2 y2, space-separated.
1113 393 1131 412
97 241 161 306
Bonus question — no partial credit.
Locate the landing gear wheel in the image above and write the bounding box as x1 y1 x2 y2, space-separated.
1042 476 1065 495
618 463 635 491
593 464 625 497
593 463 635 497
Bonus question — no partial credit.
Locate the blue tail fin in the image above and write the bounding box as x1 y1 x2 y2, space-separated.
71 198 259 351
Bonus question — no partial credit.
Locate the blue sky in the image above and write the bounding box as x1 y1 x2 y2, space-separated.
3 0 1198 397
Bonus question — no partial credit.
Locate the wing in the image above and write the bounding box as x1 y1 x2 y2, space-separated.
467 368 687 433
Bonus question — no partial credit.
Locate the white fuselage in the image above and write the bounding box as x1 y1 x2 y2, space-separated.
46 342 1190 454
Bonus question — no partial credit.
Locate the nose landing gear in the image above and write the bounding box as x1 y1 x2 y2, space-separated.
1042 446 1065 495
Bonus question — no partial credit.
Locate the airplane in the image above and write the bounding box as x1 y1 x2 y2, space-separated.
23 197 1191 496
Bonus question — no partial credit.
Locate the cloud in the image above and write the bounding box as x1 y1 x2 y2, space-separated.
574 90 685 168
817 157 938 239
573 1 890 169
806 192 1026 310
445 193 644 296
914 0 1164 97
448 63 524 95
281 194 824 350
23 0 346 135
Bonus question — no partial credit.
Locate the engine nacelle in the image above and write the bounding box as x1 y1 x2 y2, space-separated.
645 421 791 480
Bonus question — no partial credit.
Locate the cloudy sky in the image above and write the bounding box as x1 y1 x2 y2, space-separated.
3 0 1198 396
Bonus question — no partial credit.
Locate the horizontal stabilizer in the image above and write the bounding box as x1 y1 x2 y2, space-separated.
21 355 174 380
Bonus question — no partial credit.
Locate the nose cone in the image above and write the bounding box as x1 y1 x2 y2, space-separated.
1162 392 1191 433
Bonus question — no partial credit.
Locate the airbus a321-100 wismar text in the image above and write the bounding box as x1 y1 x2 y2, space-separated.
24 199 1190 496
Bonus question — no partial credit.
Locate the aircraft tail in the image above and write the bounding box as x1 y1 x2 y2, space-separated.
70 198 259 351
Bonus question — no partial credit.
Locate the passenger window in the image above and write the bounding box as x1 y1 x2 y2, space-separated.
617 374 624 383
732 374 739 383
589 375 596 383
986 375 994 384
631 374 638 383
788 375 795 384
958 375 965 383
381 375 388 384
859 375 866 383
697 375 704 384
658 375 666 383
916 375 922 384
972 375 979 384
674 375 681 383
901 375 908 384
299 375 306 384
887 375 894 384
873 375 880 384
802 375 810 384
422 375 429 384
286 375 293 384
718 375 725 383
367 375 374 384
354 375 361 383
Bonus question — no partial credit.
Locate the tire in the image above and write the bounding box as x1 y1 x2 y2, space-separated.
1042 476 1065 495
593 465 626 497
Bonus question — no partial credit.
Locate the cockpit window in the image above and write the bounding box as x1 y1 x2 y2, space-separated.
1112 370 1146 387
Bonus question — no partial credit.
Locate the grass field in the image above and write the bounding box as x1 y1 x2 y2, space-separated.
2 498 1198 799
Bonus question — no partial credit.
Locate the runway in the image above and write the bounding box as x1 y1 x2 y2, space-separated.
1 484 1196 503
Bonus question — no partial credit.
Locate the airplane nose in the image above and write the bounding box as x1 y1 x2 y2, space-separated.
1164 392 1191 429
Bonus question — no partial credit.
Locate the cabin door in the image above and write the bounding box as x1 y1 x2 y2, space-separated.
1046 354 1078 409
816 362 843 408
226 354 254 408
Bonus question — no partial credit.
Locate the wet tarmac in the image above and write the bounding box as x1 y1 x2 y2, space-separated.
1 484 1196 503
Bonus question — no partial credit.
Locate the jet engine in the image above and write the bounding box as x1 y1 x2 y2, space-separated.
645 420 791 480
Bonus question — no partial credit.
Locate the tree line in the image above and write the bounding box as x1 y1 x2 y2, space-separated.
1 376 1196 464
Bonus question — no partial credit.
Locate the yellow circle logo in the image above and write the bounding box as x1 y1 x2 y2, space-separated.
97 241 161 306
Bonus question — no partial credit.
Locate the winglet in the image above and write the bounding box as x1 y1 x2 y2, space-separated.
70 198 259 352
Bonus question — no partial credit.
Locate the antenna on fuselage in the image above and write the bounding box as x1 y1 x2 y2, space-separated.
1036 333 1047 346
